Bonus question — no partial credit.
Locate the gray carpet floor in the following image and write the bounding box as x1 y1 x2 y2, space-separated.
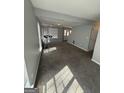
35 42 100 93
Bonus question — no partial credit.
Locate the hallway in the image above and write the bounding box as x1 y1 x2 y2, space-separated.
35 42 100 93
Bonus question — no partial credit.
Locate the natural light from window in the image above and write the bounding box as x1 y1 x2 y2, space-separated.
64 29 72 37
67 79 84 93
70 30 72 34
41 65 84 93
67 31 69 36
64 30 67 36
44 47 57 53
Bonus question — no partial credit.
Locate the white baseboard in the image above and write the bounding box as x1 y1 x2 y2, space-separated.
91 59 100 65
67 42 89 52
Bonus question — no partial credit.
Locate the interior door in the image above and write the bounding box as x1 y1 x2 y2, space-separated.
88 22 100 51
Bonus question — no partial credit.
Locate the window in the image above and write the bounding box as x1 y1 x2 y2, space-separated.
67 31 69 36
70 30 72 34
64 30 67 36
64 29 72 36
49 28 58 38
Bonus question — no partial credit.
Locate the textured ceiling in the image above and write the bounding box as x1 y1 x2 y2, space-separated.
34 8 94 27
30 0 100 27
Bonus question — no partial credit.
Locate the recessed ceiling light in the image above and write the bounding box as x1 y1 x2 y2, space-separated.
57 24 61 26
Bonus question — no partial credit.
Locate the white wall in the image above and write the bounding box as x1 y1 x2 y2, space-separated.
92 31 100 64
24 0 41 87
67 24 92 51
24 60 28 86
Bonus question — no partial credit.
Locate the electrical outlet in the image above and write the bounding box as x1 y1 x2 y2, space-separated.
73 40 75 44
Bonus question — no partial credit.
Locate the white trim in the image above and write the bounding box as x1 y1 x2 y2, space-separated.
67 41 89 52
24 60 31 88
31 52 41 88
91 59 100 65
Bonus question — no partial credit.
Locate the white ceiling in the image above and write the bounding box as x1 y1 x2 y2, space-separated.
30 0 100 27
34 8 94 27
